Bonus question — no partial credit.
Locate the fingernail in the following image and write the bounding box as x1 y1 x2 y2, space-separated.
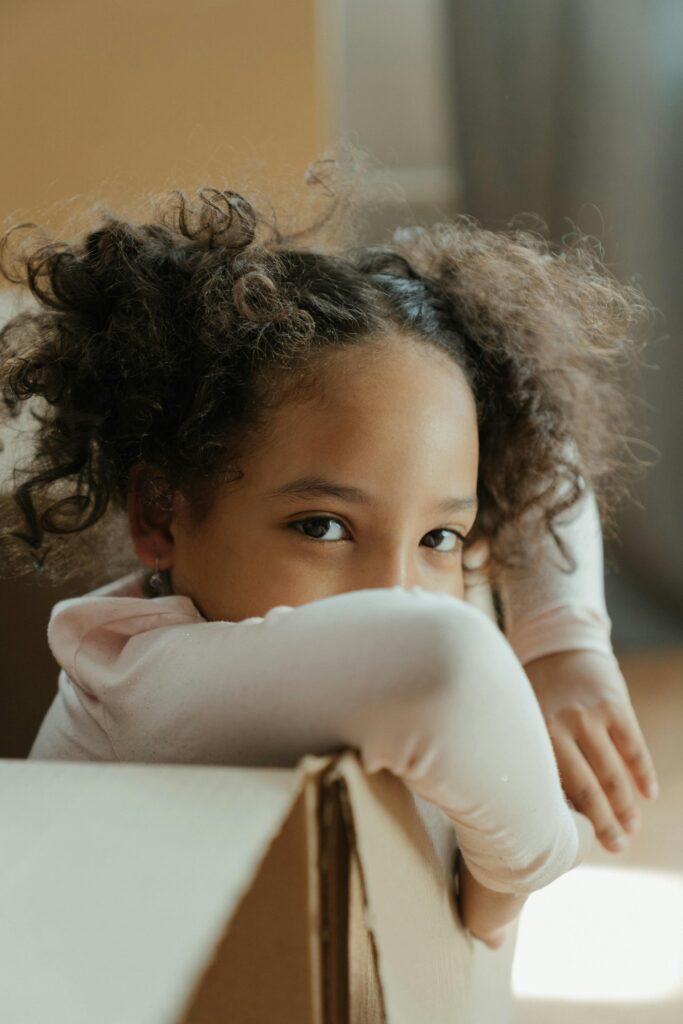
610 834 629 850
645 781 659 799
623 815 639 834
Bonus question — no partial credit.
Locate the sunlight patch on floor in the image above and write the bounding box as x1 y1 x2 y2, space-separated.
511 866 683 1003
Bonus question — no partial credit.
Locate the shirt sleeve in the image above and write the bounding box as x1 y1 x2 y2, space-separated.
31 584 593 896
497 486 615 666
29 668 118 761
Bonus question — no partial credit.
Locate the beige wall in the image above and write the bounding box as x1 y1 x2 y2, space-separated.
0 0 326 236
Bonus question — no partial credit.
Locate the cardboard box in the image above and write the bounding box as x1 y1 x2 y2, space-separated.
0 752 517 1023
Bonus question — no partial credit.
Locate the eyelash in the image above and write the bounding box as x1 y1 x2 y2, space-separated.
286 515 466 554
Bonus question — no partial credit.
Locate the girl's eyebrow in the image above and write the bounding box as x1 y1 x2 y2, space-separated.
264 475 478 515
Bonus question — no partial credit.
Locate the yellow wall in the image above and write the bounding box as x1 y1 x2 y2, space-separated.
0 0 326 236
0 0 328 758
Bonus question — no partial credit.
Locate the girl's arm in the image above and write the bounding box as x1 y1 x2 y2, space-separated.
496 486 615 669
497 486 659 847
33 583 594 899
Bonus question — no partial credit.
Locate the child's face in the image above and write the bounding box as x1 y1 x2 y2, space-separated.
129 334 479 622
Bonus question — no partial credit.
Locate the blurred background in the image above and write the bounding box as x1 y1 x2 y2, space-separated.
0 3 681 1019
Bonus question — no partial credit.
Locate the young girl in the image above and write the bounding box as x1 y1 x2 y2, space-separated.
0 158 659 950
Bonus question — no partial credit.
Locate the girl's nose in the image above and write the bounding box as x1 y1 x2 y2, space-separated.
354 553 414 593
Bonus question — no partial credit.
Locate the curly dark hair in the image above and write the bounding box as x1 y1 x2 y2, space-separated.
0 150 654 592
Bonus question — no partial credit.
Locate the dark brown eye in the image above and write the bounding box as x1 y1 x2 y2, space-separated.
423 529 464 553
288 516 348 541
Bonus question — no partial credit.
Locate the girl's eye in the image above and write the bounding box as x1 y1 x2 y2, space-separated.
287 516 464 553
288 516 349 542
422 528 465 553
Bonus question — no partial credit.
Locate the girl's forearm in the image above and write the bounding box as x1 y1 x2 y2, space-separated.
42 583 587 901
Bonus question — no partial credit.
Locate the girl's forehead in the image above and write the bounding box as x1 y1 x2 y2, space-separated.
242 348 479 485
299 333 474 407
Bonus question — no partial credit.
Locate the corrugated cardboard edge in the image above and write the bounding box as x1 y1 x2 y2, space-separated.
328 764 387 1024
317 764 352 1023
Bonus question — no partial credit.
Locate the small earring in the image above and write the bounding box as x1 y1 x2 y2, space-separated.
149 554 164 594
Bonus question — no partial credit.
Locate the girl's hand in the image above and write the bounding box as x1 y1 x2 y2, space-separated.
455 847 527 950
523 649 660 853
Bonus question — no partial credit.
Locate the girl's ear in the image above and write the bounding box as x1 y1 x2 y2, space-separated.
126 463 175 571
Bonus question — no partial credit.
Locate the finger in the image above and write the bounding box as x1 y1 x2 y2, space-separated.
551 730 629 853
575 720 640 833
608 704 660 800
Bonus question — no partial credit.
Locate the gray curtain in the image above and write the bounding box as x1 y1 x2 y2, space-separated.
445 0 683 636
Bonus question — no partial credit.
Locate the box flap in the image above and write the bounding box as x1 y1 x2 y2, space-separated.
330 750 517 1024
0 756 332 1024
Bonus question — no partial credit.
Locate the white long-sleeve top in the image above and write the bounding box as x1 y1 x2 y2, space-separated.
29 489 610 896
497 487 613 664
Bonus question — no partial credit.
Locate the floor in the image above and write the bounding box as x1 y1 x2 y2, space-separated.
511 648 683 1024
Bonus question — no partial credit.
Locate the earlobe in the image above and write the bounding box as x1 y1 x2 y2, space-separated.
127 463 175 570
